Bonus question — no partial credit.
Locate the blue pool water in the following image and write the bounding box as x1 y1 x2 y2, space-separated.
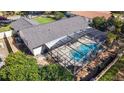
70 43 98 62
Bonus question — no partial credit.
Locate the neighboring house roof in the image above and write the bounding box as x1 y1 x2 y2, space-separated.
19 16 89 52
70 11 112 19
10 17 39 31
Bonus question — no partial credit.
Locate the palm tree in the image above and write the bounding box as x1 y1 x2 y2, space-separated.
106 32 118 47
113 16 123 34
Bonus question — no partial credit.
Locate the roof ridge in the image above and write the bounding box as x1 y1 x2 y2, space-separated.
23 17 33 25
21 16 84 32
22 17 37 25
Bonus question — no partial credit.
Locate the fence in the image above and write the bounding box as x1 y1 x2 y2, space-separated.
94 53 122 81
0 30 13 39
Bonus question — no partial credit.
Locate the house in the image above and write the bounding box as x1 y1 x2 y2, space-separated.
11 16 106 56
11 17 39 33
70 11 112 20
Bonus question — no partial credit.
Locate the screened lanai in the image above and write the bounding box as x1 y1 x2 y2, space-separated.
48 28 107 75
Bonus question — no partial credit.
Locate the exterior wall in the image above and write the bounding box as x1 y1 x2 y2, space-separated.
0 30 12 39
33 46 42 56
33 36 67 56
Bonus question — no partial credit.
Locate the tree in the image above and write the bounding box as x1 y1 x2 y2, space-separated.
107 16 124 35
107 15 115 27
54 12 64 20
19 11 30 17
44 11 54 15
121 23 124 34
113 16 123 34
0 52 40 81
90 17 107 31
39 64 73 81
106 32 117 45
2 11 16 17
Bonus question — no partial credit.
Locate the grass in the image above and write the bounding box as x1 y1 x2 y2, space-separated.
33 17 55 24
0 25 11 32
99 56 124 81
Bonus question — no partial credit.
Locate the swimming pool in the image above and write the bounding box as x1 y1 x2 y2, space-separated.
70 43 98 62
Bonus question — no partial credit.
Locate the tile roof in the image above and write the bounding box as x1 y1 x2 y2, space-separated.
70 11 112 19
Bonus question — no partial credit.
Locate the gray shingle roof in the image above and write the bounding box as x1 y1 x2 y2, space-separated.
11 17 39 31
19 16 89 52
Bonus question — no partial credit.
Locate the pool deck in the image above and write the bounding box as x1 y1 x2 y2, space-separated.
76 45 119 81
52 37 97 66
49 34 118 80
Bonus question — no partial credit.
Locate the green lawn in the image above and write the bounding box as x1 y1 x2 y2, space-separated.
33 17 55 24
0 25 11 32
99 56 124 81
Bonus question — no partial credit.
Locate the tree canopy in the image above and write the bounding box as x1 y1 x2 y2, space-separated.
120 21 124 34
90 16 124 33
39 64 73 81
19 11 30 17
107 16 115 27
107 32 117 44
0 52 40 81
89 17 107 31
0 52 73 81
54 12 64 20
113 16 123 33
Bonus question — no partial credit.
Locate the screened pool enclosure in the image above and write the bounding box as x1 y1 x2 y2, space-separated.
48 28 107 75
